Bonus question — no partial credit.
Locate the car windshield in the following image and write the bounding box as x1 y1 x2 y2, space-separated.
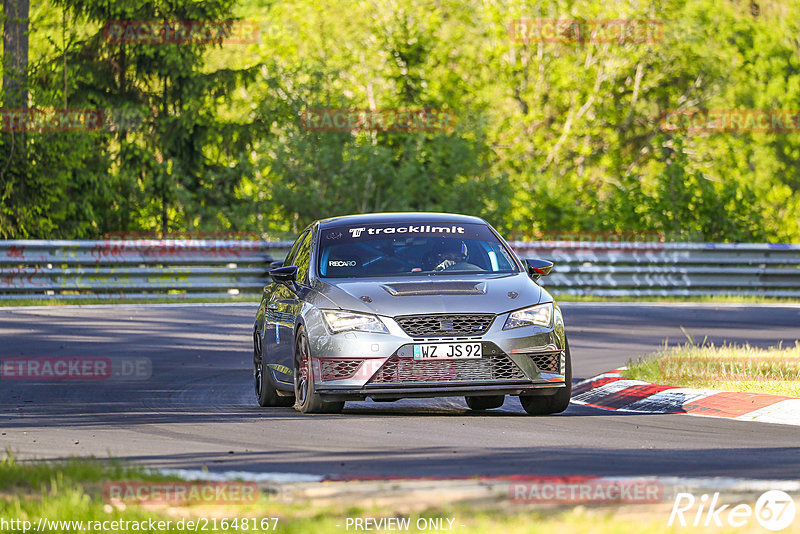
317 222 519 278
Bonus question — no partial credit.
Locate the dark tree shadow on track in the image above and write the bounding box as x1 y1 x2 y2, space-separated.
24 446 800 480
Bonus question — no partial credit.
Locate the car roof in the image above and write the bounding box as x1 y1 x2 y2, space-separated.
316 212 487 229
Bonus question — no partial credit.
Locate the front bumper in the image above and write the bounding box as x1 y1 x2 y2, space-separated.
303 307 567 401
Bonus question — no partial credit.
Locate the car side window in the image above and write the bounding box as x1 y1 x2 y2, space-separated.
284 230 308 267
293 230 313 285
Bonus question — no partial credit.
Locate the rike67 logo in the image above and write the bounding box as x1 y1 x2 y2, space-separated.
669 490 796 531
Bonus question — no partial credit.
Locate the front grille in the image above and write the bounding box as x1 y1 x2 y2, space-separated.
319 359 363 381
395 314 495 338
367 354 525 384
528 352 561 373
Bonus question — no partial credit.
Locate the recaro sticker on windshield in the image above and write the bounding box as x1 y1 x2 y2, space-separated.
348 225 466 238
329 260 357 267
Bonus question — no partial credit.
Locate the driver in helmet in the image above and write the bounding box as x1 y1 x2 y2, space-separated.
433 239 481 271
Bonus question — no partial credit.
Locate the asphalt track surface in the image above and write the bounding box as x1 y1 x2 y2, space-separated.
1 303 799 480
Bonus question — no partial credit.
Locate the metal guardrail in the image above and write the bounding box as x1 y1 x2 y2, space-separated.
0 240 292 300
1 240 799 299
512 241 800 297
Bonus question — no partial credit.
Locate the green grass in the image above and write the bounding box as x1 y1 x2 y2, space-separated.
0 454 714 534
622 342 800 397
0 451 176 492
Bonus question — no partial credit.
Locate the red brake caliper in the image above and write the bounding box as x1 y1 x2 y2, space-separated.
300 355 309 380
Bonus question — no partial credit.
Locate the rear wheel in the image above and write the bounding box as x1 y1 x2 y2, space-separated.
254 332 294 407
465 395 505 410
520 338 572 415
293 326 344 414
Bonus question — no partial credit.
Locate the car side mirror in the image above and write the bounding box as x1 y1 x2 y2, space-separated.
270 260 284 269
525 259 553 281
269 265 298 286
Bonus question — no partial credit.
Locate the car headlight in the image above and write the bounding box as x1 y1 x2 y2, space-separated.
322 310 389 334
503 302 553 330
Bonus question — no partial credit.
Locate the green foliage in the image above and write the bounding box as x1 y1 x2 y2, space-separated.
2 0 261 237
0 129 112 238
2 0 800 240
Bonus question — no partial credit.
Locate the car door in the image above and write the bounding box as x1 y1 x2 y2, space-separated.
271 229 314 369
262 231 307 381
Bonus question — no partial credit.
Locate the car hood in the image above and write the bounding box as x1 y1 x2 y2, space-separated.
311 273 547 316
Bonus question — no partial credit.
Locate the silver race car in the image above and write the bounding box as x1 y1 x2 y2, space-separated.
253 212 571 414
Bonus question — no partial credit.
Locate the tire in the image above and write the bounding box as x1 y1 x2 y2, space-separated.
293 326 344 414
254 332 294 407
465 395 505 410
520 337 572 415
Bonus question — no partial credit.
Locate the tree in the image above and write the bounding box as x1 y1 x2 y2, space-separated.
2 0 29 107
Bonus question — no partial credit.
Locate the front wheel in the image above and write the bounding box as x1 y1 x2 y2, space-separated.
520 337 572 415
254 332 294 407
293 326 344 414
